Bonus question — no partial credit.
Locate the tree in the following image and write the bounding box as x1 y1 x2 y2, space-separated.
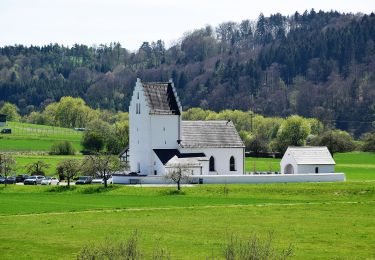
164 163 192 191
311 130 356 154
82 153 121 187
56 159 81 187
274 115 310 153
362 132 375 152
0 102 20 121
81 131 105 152
0 154 16 186
25 161 49 176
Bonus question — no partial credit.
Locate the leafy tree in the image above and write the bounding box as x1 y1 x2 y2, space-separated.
0 102 20 121
56 159 81 187
362 132 375 152
274 115 310 153
81 131 105 152
311 130 356 154
25 161 49 176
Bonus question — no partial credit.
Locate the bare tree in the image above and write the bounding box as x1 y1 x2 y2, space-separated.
82 153 121 188
57 159 81 187
0 153 16 186
164 163 192 191
25 160 49 176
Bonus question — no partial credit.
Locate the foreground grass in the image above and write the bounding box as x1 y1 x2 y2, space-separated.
0 183 374 259
0 121 82 152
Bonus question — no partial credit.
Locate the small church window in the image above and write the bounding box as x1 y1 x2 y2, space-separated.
164 140 166 144
209 156 215 171
230 156 235 171
137 92 139 99
137 162 140 173
315 167 319 173
163 127 165 131
154 170 157 175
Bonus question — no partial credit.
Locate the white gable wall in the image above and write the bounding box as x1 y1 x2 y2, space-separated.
180 147 244 175
129 80 152 175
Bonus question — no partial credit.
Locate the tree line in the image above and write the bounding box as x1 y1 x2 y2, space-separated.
0 10 374 136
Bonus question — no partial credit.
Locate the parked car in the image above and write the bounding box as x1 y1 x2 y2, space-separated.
0 176 5 184
5 176 16 184
24 175 45 185
92 176 113 184
0 128 11 134
41 177 59 185
75 176 93 185
16 174 29 183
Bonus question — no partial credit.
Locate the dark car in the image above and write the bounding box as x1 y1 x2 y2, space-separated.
0 128 11 134
24 175 45 185
0 176 5 184
75 176 93 185
5 176 16 184
16 174 29 183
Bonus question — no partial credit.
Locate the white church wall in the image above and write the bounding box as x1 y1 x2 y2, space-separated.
280 153 298 174
180 147 244 175
150 115 180 149
129 79 153 175
297 164 334 174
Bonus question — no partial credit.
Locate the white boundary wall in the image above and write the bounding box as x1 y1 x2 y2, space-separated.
113 173 345 185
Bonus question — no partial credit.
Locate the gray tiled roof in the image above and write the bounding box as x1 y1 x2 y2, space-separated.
180 121 245 148
286 146 335 165
142 82 181 115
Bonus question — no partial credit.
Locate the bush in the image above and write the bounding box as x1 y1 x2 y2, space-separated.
362 132 375 152
311 130 356 154
49 141 75 155
81 131 105 152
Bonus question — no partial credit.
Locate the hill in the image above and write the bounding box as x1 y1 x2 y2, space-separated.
0 10 374 135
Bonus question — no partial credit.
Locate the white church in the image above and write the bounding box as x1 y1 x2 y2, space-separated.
113 79 345 184
128 78 245 177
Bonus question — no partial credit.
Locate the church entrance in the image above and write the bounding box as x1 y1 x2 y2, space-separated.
284 164 294 174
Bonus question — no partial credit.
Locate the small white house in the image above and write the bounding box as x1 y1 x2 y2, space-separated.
280 146 335 174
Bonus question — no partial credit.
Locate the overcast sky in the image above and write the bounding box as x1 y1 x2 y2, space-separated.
1 0 374 51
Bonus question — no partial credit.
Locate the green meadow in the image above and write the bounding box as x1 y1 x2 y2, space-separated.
0 121 82 152
0 183 374 259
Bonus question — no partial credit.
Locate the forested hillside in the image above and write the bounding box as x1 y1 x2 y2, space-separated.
0 10 374 135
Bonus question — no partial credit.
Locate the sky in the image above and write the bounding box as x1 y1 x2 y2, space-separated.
1 0 374 51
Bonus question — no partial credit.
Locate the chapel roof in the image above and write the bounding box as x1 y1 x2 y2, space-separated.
284 146 336 165
142 82 181 115
180 120 245 148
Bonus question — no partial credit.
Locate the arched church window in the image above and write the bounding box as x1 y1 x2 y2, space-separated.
230 156 235 171
209 156 215 171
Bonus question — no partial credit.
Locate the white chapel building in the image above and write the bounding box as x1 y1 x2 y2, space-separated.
128 78 245 177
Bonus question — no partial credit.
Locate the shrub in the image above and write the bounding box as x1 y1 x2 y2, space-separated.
49 141 75 155
362 132 375 152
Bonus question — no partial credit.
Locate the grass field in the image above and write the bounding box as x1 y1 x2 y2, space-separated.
0 121 82 152
0 183 374 259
